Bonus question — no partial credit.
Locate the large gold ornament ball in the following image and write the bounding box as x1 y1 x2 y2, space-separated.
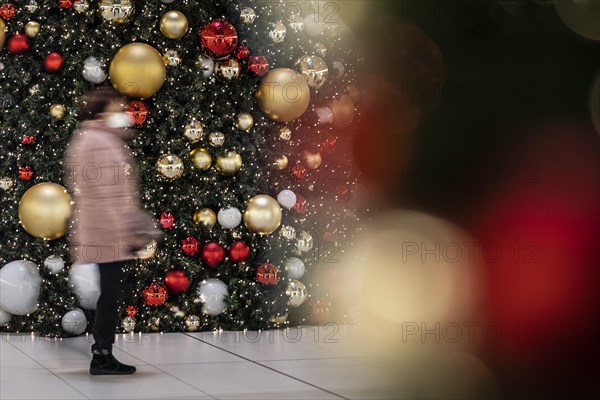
302 150 322 169
18 183 72 240
25 21 40 38
49 104 67 120
256 68 310 122
193 208 217 228
160 10 188 39
109 43 166 99
235 112 254 131
274 155 288 170
0 18 5 51
156 153 184 180
325 94 355 129
189 148 212 170
216 150 242 176
243 195 282 235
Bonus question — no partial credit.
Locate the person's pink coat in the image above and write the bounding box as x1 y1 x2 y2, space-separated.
64 120 160 264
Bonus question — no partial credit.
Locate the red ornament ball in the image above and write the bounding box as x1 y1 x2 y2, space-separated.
125 305 138 318
18 166 33 181
44 52 64 73
235 45 250 60
292 194 307 214
256 263 280 285
320 136 337 154
199 20 238 59
290 165 307 180
322 224 338 241
201 242 225 268
58 0 74 8
159 212 175 229
181 236 200 256
0 4 16 20
228 241 250 263
143 283 168 307
7 34 30 54
21 135 36 145
247 56 269 77
126 101 148 126
164 269 191 294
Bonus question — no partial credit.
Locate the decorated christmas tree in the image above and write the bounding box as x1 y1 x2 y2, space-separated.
0 0 361 336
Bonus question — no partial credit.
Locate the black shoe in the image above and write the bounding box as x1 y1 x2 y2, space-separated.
90 348 136 375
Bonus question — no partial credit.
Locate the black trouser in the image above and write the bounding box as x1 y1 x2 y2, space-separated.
92 261 126 351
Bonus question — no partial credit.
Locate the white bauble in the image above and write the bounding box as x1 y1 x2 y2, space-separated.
217 207 242 229
277 189 297 209
82 57 107 84
44 255 65 274
284 257 305 279
0 308 11 326
197 279 228 316
0 260 41 315
61 308 87 335
197 55 215 78
68 262 100 310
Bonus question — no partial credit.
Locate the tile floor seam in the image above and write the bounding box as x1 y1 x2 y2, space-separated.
181 333 350 400
3 340 91 400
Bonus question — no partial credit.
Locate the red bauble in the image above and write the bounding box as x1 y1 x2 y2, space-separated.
58 0 74 8
181 236 200 256
44 52 64 73
311 298 332 324
126 101 148 126
7 34 30 54
199 20 238 59
21 135 36 145
164 269 191 294
0 4 16 20
160 212 175 229
18 166 33 180
290 165 307 180
228 241 250 263
143 283 168 307
201 242 225 268
256 263 280 285
125 305 138 318
235 45 249 60
292 194 307 214
247 56 269 77
320 136 337 154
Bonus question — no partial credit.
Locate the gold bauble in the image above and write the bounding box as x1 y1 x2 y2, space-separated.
243 195 282 235
193 208 217 228
256 68 310 122
109 43 166 99
274 155 288 170
49 104 67 120
25 21 40 38
325 94 355 129
160 11 188 40
302 150 322 169
215 150 242 176
18 183 72 240
184 119 204 142
136 240 157 260
0 18 5 51
156 153 184 180
295 55 329 89
99 0 133 23
235 112 254 131
189 148 212 170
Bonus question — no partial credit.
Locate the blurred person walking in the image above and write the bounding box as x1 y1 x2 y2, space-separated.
64 87 162 375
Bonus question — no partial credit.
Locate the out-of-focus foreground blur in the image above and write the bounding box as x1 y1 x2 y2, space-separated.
335 1 600 399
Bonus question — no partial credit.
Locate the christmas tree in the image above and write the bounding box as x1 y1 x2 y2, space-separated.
0 0 361 336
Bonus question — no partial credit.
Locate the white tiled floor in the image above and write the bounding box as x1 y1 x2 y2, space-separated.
0 326 400 400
